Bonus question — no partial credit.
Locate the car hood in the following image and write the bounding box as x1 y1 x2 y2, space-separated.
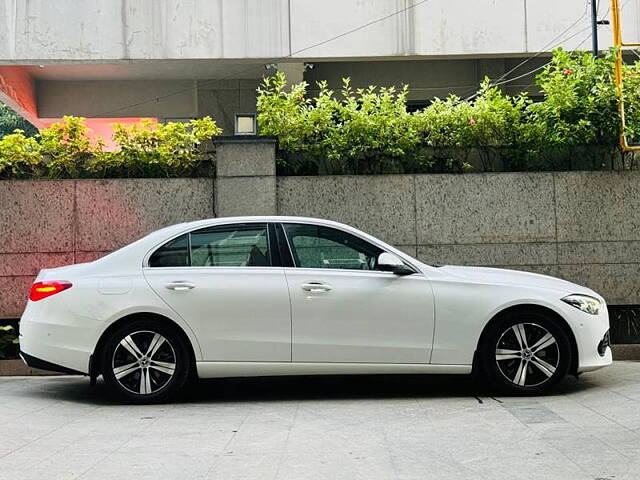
435 265 594 296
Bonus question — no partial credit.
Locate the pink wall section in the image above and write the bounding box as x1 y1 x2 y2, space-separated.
0 66 38 119
38 117 158 150
0 66 157 148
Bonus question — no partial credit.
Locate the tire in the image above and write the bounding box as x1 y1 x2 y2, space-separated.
101 319 191 403
479 310 572 395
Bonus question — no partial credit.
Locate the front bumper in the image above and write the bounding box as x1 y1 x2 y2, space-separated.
565 304 613 373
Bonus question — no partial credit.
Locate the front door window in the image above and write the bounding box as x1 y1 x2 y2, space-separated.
282 223 382 271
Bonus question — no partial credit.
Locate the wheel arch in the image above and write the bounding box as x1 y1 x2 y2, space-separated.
90 312 198 380
473 303 579 376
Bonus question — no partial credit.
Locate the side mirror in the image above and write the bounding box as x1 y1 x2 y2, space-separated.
377 252 415 275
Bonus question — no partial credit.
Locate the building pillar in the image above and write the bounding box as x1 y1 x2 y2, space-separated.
213 136 277 217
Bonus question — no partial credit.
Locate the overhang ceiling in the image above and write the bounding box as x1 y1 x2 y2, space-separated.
22 61 271 81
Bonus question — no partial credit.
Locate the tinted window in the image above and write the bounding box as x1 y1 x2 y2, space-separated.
148 234 190 267
190 224 271 267
283 224 383 271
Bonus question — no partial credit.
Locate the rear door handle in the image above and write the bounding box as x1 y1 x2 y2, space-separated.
165 281 195 291
301 282 332 293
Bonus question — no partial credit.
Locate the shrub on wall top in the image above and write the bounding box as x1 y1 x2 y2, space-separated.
0 116 221 179
0 130 42 178
257 73 424 174
258 48 636 174
529 49 619 148
257 75 420 174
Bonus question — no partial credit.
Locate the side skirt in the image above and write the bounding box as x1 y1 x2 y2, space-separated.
196 362 472 379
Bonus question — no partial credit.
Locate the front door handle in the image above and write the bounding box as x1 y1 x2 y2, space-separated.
301 282 332 293
165 281 195 291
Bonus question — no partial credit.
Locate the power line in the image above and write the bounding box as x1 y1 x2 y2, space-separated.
494 27 594 88
508 17 627 94
458 1 592 101
463 23 594 101
500 2 591 80
437 32 592 110
504 31 594 87
89 0 431 118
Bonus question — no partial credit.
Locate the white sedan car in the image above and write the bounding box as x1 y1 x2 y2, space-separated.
20 216 611 403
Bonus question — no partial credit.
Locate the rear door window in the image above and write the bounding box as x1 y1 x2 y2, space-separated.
148 224 272 267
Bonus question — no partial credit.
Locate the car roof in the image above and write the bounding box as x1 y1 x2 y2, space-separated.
127 216 370 259
179 216 354 230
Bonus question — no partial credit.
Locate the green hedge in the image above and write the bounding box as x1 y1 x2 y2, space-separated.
257 48 637 175
0 117 220 179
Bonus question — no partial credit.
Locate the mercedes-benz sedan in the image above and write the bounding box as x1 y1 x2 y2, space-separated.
20 216 612 402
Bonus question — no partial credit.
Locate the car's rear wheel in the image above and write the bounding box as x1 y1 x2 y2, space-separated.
101 319 191 403
479 310 572 395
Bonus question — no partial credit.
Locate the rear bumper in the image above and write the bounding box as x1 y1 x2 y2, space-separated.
20 351 84 375
19 300 99 375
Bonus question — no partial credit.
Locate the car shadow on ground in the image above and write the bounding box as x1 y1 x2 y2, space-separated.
17 371 600 406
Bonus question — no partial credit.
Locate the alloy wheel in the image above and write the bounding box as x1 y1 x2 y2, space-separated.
495 322 560 388
112 330 177 395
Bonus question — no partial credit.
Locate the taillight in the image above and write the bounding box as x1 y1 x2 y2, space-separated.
29 281 73 302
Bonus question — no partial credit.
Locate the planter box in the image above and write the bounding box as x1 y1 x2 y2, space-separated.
612 344 640 361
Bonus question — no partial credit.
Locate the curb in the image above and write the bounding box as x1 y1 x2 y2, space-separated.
0 359 61 376
611 344 640 361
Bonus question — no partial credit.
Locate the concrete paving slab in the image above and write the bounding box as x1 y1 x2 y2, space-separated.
0 362 639 480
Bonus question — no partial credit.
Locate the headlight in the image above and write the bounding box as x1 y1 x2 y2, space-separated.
561 294 601 315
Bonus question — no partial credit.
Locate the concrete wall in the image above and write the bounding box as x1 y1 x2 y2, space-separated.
0 0 634 61
215 136 277 216
197 79 263 135
34 78 262 134
305 58 548 101
37 80 198 119
0 0 290 61
0 179 213 318
277 172 640 306
1 142 640 318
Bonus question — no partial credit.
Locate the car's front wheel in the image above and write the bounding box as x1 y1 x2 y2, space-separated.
101 319 191 403
479 310 572 395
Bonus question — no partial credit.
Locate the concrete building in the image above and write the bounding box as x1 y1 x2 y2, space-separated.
0 0 637 138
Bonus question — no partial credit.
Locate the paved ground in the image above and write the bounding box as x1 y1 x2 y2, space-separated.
0 363 639 480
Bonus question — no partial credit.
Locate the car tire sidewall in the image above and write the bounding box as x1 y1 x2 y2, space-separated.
101 319 191 404
480 311 572 395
